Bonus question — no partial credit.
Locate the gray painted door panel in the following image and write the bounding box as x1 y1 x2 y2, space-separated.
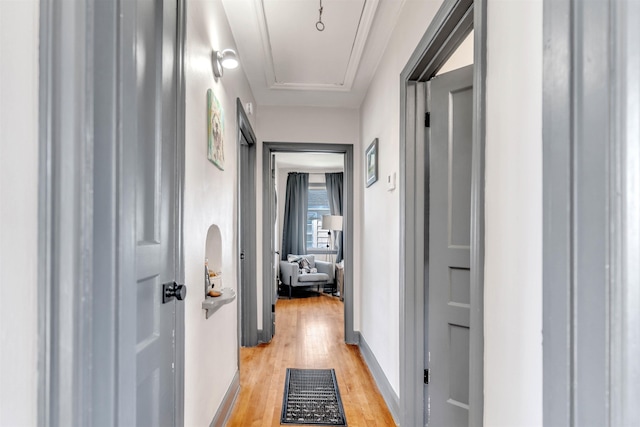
271 154 278 338
427 65 473 426
132 0 178 424
240 132 257 346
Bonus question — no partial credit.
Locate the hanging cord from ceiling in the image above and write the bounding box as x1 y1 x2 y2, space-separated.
316 0 325 31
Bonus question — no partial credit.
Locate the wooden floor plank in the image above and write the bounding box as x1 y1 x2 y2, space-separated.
226 292 396 426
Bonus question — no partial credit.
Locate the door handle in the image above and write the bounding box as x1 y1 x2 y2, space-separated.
163 281 187 303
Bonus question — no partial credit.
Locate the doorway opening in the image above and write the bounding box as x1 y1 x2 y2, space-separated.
261 142 356 345
399 0 486 425
273 152 344 300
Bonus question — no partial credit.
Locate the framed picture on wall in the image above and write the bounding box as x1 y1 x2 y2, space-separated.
365 138 378 187
207 88 225 170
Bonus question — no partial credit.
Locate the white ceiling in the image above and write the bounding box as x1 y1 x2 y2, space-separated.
222 0 406 108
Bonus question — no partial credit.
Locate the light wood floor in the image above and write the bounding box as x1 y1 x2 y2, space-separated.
226 291 396 426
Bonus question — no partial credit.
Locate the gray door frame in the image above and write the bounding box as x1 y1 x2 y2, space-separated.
237 99 258 347
261 142 356 344
399 0 486 425
37 0 187 424
542 0 640 425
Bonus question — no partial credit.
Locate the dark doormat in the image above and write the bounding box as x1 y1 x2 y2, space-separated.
281 368 347 426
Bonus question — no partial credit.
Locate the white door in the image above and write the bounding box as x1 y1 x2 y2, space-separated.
426 64 473 426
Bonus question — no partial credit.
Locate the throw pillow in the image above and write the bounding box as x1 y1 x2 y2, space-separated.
287 254 301 263
298 257 311 272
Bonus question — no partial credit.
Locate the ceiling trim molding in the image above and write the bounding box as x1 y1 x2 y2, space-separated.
341 0 379 90
254 0 278 89
254 0 379 92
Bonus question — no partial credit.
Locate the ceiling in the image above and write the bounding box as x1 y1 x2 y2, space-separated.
222 0 406 108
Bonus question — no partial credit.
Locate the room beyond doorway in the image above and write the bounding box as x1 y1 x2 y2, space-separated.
261 142 355 345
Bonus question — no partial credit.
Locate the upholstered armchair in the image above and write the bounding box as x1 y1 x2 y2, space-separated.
279 254 334 299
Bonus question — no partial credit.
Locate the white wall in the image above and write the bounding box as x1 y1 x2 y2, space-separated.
183 0 257 424
359 0 443 397
256 106 360 328
259 106 359 144
438 30 474 75
0 1 39 425
484 0 543 425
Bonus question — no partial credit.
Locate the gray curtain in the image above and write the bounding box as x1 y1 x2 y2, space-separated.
325 172 343 263
281 172 309 260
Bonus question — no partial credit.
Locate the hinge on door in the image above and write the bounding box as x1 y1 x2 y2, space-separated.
425 112 431 128
272 304 275 313
424 369 430 384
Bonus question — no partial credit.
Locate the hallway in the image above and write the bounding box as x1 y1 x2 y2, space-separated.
227 293 395 426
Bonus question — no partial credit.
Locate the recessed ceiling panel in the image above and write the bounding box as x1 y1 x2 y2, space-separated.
263 0 366 87
222 0 412 106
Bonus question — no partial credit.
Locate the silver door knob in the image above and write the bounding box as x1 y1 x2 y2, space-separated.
163 282 187 303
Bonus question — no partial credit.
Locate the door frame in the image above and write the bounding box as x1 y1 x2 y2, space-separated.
398 0 486 425
542 0 640 424
37 0 187 424
261 142 356 344
237 99 258 347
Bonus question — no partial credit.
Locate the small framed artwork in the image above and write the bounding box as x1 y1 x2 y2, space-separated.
365 138 378 187
207 88 225 170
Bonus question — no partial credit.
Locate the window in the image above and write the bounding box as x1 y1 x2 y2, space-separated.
306 183 332 251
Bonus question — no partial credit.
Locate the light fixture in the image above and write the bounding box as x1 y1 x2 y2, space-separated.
315 0 325 31
212 48 239 78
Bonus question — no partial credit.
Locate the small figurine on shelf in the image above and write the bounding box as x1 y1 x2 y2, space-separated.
208 289 221 297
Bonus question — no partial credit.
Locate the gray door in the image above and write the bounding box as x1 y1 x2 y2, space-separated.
130 0 180 424
271 153 278 337
239 131 257 346
426 64 473 426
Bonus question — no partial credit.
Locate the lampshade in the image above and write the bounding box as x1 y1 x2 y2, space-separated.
322 215 343 231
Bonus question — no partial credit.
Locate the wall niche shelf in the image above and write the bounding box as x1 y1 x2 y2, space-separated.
202 287 236 319
203 224 235 319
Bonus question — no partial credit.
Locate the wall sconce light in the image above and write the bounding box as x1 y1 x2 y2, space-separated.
212 49 239 78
